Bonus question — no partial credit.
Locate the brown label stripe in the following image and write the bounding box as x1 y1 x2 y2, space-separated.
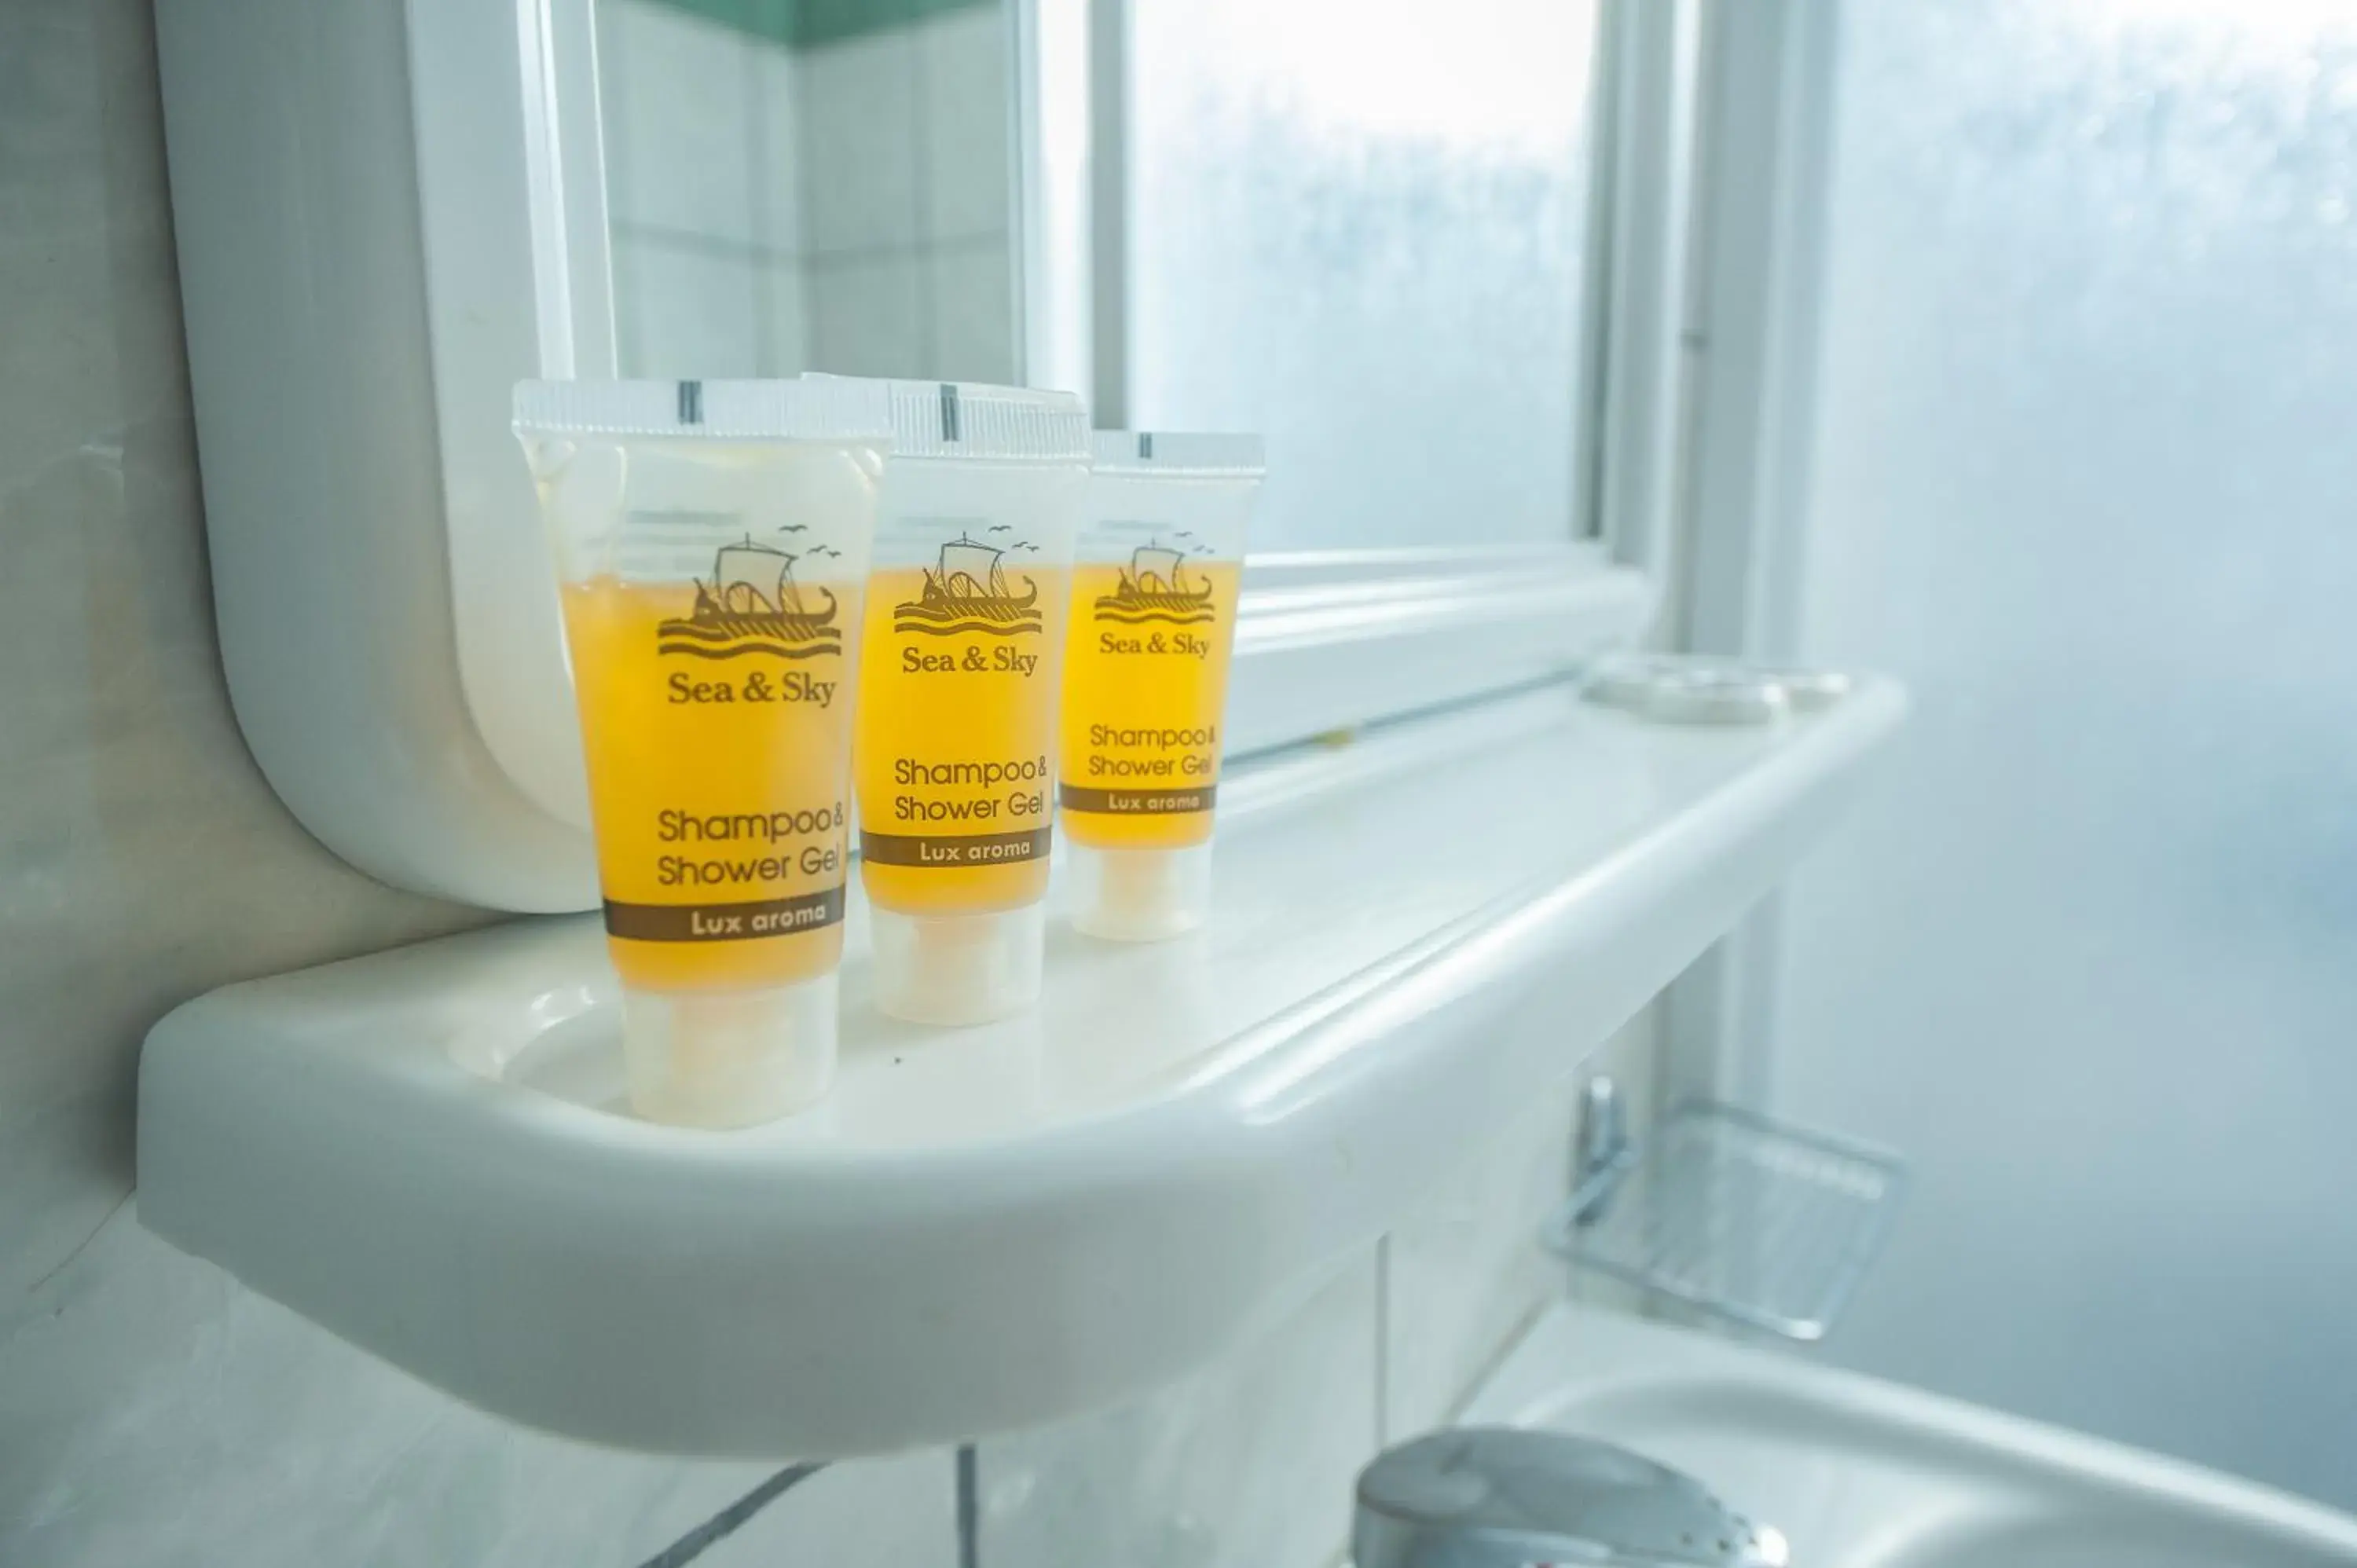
860 826 1054 867
603 886 845 942
1058 784 1217 816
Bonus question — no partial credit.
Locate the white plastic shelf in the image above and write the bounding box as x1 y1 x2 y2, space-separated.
136 681 1903 1458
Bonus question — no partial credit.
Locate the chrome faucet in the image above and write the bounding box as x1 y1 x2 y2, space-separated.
1353 1427 1788 1568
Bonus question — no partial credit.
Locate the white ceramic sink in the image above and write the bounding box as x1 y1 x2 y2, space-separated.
1463 1306 2357 1568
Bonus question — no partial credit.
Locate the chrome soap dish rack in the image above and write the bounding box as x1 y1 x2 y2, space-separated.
1543 1079 1907 1343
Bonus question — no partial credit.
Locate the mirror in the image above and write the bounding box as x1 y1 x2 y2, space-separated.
593 0 1022 383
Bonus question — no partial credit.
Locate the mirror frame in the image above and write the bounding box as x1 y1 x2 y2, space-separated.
155 0 1692 910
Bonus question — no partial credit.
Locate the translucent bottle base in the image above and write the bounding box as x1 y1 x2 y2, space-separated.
620 972 838 1128
1068 841 1212 943
870 903 1047 1026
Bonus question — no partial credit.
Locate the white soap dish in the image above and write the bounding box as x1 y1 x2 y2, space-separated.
1582 655 1853 726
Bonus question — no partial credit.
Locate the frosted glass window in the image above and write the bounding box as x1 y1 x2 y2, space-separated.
1126 0 1603 551
1768 0 2357 1511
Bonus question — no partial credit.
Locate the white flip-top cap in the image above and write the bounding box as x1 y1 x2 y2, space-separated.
871 904 1047 1025
1069 841 1213 943
620 973 837 1128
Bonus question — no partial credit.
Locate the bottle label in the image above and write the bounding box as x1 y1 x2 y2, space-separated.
856 516 1068 907
1059 547 1241 849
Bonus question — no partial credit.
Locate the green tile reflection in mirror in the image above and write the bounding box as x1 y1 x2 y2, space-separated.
644 0 993 51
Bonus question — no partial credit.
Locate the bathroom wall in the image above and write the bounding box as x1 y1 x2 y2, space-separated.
1763 0 2357 1511
0 4 1654 1562
0 0 488 1357
598 0 1019 384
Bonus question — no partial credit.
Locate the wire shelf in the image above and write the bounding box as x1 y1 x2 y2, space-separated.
1543 1101 1906 1343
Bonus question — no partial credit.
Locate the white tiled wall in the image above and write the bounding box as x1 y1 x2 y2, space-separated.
2 1222 785 1568
1387 1009 1661 1440
805 251 933 378
981 1254 1380 1568
614 234 766 377
917 5 1014 244
1385 1079 1580 1439
695 1453 959 1568
797 27 923 254
0 0 485 1387
929 237 1019 384
598 0 1019 384
2 2 1662 1562
601 1 761 247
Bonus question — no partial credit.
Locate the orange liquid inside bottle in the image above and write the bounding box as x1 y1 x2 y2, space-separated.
563 575 853 991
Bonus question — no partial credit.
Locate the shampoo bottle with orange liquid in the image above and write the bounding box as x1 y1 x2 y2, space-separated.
1060 433 1263 940
514 379 893 1127
830 379 1090 1025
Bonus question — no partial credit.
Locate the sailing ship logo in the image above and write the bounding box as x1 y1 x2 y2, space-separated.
658 536 843 659
1092 539 1217 627
893 529 1044 636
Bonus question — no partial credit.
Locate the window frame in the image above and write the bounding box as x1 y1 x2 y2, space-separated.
1652 0 1847 1115
1010 0 1701 751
